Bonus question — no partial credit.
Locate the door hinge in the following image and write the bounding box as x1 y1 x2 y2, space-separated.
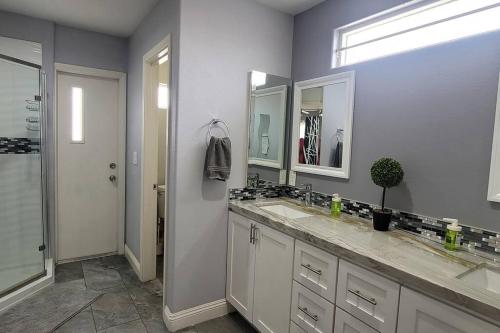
38 244 46 251
34 95 42 101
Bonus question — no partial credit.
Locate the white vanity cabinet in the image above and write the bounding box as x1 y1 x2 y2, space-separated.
334 307 378 333
227 210 500 333
294 240 338 303
397 287 499 333
226 212 294 333
336 260 400 333
226 212 255 321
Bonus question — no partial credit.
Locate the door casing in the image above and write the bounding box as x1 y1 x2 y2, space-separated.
139 34 171 282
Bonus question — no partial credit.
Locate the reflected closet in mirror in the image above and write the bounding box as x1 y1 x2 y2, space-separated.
291 72 355 179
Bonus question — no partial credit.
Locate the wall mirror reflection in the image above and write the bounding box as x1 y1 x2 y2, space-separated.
246 71 291 187
291 72 355 179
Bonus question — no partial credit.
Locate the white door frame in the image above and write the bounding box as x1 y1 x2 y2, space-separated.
54 63 127 262
139 35 171 281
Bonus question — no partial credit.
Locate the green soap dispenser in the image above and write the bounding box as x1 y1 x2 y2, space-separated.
331 194 342 218
444 218 461 251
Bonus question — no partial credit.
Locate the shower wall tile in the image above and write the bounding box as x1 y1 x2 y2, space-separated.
0 137 40 154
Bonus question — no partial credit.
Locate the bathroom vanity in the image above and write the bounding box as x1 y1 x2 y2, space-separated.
226 199 500 333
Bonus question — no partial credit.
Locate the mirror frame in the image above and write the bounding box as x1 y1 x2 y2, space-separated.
291 71 355 179
488 71 500 202
248 85 287 169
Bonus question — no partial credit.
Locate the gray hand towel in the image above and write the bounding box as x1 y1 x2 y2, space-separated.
204 136 231 181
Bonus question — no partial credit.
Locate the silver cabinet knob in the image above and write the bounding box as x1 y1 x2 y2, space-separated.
109 175 117 182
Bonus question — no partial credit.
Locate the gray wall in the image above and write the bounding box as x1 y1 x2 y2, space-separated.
168 0 293 312
125 0 181 259
292 0 500 231
0 10 130 258
55 25 128 72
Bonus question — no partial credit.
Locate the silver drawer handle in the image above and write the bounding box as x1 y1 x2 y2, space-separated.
301 263 322 276
348 289 377 305
298 306 319 322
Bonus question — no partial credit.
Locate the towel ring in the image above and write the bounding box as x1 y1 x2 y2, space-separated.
207 119 230 146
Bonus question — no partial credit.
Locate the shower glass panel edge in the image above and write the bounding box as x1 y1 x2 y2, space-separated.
0 54 47 297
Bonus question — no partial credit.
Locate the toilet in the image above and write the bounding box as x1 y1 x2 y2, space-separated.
157 185 166 255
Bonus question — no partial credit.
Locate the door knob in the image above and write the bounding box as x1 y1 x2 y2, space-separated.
109 175 117 182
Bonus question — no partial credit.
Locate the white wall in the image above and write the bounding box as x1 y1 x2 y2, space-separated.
166 0 293 312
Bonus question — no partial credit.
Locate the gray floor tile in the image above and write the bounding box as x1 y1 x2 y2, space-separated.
128 287 163 321
55 261 84 283
195 313 256 333
91 289 140 330
83 261 123 291
143 319 171 333
119 267 143 289
96 319 147 333
0 279 101 333
176 326 197 333
55 307 96 333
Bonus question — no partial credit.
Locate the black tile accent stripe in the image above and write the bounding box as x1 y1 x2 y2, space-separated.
0 137 40 154
229 185 500 255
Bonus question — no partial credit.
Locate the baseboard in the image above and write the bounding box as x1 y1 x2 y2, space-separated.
124 244 141 278
163 299 231 332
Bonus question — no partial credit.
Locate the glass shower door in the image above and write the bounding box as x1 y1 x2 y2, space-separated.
0 55 45 296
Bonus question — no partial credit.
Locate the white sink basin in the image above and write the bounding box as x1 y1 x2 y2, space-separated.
260 204 312 219
457 265 500 294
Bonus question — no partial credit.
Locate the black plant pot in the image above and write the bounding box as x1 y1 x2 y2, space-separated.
373 209 392 231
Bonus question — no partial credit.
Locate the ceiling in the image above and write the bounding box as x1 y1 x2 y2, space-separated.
0 0 159 37
255 0 325 15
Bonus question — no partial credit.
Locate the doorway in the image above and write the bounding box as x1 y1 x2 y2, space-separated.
55 64 126 263
139 35 170 282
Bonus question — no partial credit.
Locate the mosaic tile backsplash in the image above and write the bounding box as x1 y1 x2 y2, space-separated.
229 185 500 255
0 137 40 154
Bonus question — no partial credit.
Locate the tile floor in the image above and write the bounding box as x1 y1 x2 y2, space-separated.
53 255 257 333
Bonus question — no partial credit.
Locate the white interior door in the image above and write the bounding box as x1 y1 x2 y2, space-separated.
57 72 120 261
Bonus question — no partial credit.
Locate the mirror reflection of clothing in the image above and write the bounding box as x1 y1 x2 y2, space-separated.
332 141 343 168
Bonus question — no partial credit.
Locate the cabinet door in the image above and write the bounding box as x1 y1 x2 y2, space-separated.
336 260 400 333
290 281 335 333
294 240 338 303
253 222 295 333
290 321 307 333
397 287 499 333
226 212 255 321
334 307 378 333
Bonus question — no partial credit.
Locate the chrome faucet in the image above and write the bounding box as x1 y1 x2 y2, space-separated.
298 184 313 207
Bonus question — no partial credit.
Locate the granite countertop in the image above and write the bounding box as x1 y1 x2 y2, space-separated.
229 198 500 326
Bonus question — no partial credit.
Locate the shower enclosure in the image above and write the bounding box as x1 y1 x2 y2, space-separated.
0 50 48 297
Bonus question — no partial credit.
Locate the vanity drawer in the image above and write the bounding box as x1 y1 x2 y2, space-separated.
290 321 307 333
291 281 334 333
334 307 378 333
336 260 400 333
293 240 338 303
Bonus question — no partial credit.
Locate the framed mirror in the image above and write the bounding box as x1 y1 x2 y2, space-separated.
246 71 291 187
291 71 355 179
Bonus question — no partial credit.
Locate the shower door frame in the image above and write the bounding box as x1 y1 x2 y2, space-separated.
0 53 49 298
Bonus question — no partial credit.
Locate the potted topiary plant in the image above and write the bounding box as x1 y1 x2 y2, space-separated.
370 157 404 231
